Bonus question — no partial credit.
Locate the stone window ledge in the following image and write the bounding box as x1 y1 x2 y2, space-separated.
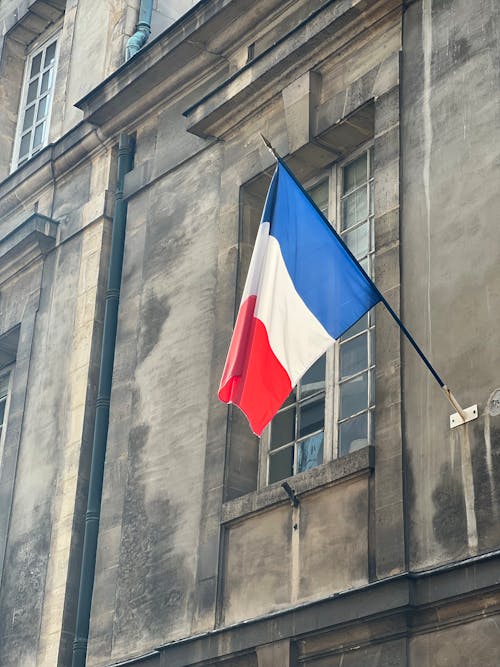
222 445 374 525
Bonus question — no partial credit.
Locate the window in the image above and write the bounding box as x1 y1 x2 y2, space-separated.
263 147 375 485
13 35 59 169
0 369 12 463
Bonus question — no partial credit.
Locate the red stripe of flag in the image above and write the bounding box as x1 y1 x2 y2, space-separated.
218 295 291 435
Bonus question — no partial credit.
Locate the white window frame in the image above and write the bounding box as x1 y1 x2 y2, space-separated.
0 366 13 468
258 143 375 488
11 29 61 172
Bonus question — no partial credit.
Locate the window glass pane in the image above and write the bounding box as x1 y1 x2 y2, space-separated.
40 70 52 94
37 95 49 121
309 181 329 216
270 407 295 449
297 432 324 473
342 188 368 230
33 122 45 148
342 313 368 340
343 154 367 192
0 398 6 425
27 80 38 104
19 132 31 158
340 333 368 379
22 104 36 131
359 256 369 274
281 386 297 408
44 42 57 68
0 373 9 395
268 446 294 483
300 354 325 398
30 52 42 78
298 398 324 438
339 412 368 456
343 222 370 259
339 372 368 419
369 180 374 215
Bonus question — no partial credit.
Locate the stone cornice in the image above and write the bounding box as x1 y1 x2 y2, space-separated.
0 122 105 221
74 0 280 133
0 213 58 285
183 0 401 139
112 550 500 667
72 0 401 139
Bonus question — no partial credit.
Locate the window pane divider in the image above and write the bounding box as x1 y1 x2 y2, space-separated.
337 405 375 425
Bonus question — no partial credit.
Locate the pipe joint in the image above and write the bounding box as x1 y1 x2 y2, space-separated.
126 27 150 60
126 0 153 61
72 639 87 651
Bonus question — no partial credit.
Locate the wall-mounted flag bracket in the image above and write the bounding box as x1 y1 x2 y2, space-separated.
443 385 478 428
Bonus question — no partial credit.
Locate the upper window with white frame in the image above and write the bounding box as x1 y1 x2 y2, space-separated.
261 147 375 486
0 368 12 465
13 34 59 170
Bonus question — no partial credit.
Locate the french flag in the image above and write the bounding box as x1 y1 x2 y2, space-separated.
218 160 380 436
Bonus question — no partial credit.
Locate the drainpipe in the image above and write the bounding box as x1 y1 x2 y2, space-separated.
126 0 153 60
72 134 134 667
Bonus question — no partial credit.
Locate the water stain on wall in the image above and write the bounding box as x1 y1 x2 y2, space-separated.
112 421 192 652
431 460 468 556
137 292 170 364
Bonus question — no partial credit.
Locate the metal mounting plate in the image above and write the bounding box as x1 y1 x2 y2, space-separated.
450 404 478 429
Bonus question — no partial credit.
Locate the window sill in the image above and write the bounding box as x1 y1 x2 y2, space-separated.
221 445 374 525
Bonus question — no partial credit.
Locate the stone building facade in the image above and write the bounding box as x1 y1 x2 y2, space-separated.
0 0 499 666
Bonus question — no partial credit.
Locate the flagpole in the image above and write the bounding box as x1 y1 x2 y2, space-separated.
259 133 471 424
375 293 467 422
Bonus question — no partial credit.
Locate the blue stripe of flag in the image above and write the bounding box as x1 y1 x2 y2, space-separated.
265 162 380 340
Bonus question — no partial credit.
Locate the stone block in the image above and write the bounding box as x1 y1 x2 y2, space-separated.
410 615 500 667
375 125 399 169
375 86 400 135
282 70 321 154
223 504 292 625
375 208 399 250
375 500 405 577
256 639 294 667
374 158 399 216
299 479 369 600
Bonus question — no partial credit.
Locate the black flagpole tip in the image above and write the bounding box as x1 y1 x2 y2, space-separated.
260 133 281 160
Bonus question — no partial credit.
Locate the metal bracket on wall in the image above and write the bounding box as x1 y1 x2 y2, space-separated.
450 404 478 429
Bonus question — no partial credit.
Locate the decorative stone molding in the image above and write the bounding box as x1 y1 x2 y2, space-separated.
183 0 399 139
1 0 65 48
0 213 58 285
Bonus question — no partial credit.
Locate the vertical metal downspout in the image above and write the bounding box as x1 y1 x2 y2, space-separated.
72 134 134 667
126 0 153 60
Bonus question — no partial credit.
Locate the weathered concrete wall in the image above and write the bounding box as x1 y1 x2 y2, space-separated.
1 1 499 666
410 615 500 666
87 2 404 663
59 0 132 134
303 639 406 667
0 151 113 666
222 478 369 625
401 0 500 570
87 141 224 663
151 0 200 38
